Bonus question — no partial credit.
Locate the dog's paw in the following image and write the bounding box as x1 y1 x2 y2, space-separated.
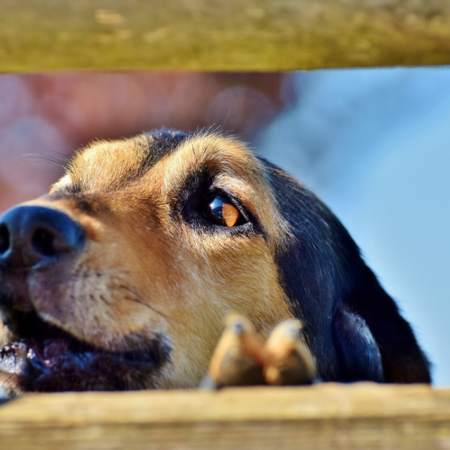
206 314 266 389
205 315 317 389
264 319 316 386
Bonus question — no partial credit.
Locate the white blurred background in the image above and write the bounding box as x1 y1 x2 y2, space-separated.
0 69 448 385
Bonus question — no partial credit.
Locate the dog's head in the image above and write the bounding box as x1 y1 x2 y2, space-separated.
0 130 430 396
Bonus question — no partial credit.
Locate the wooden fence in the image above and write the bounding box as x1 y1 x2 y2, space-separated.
1 0 450 72
0 383 449 449
1 2 449 449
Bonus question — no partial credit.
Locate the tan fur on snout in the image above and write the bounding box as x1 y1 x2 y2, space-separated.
19 132 295 389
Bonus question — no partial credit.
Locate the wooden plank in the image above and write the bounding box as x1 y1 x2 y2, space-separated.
1 0 450 72
0 383 449 449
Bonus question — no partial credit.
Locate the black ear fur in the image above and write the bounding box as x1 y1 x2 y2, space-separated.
332 306 383 382
261 159 431 383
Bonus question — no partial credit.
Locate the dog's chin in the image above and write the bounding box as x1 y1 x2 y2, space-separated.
0 309 171 394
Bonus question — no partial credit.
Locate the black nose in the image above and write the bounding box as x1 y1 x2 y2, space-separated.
0 206 85 269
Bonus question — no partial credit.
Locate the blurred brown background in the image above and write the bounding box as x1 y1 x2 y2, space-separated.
0 72 294 212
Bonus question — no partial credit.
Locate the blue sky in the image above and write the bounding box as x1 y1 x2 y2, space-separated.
258 68 450 385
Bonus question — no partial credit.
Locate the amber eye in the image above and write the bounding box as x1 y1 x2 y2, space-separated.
203 195 244 227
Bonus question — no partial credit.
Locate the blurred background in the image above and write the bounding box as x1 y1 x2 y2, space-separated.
0 69 448 385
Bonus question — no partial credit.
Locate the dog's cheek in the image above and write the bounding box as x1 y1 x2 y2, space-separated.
193 233 294 332
161 259 225 387
155 229 295 386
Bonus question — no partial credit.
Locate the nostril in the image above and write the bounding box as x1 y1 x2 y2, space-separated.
0 224 10 255
31 228 57 258
0 206 85 269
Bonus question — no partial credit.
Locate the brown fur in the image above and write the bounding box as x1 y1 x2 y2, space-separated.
0 129 431 396
0 131 293 392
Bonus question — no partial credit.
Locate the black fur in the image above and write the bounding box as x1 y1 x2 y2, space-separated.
262 160 431 383
141 129 189 173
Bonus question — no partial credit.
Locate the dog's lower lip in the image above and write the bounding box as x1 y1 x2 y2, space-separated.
0 310 165 377
0 306 171 391
0 335 167 392
0 336 158 369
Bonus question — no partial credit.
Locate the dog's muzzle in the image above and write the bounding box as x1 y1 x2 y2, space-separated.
0 206 170 393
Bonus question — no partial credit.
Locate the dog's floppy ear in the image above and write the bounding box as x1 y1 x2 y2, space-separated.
261 159 431 383
332 305 383 382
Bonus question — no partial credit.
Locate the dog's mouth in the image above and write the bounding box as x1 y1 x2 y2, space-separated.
0 310 171 392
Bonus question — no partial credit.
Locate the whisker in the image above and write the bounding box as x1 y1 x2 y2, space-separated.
119 285 170 320
69 271 170 321
99 294 111 305
43 150 72 169
23 153 67 168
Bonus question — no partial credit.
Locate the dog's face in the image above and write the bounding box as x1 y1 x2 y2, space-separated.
0 130 431 397
0 131 296 395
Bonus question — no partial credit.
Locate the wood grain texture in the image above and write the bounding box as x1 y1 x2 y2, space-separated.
1 0 450 72
0 383 449 449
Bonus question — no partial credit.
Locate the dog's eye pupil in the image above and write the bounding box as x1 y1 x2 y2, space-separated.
203 196 242 227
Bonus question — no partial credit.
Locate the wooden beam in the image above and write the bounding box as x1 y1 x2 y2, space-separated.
1 0 450 72
0 384 449 449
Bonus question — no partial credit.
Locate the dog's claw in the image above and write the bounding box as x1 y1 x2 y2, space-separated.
264 319 316 386
208 314 266 388
207 316 317 388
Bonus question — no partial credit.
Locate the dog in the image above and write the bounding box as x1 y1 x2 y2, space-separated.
0 129 431 398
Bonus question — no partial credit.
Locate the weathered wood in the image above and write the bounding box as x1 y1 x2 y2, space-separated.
1 0 450 72
0 383 449 449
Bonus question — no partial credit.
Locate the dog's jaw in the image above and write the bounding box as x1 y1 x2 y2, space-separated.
0 307 172 396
